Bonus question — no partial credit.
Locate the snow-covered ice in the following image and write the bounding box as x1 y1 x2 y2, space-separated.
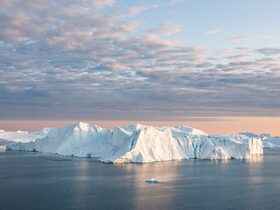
5 122 263 163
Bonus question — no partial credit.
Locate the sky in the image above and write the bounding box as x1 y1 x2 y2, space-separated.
0 0 280 133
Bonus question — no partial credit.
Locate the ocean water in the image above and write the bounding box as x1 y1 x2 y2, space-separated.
0 150 280 210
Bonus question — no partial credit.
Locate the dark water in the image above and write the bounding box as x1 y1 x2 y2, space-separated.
0 150 280 210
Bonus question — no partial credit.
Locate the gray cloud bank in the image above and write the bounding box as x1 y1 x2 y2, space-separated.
0 0 280 120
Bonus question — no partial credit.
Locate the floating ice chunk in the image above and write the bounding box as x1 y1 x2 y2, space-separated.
145 177 160 183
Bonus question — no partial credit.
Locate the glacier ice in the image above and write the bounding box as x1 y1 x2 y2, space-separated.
6 122 263 162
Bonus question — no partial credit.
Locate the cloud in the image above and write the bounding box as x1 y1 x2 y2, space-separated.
149 23 182 36
227 35 273 43
92 0 115 9
206 29 220 35
0 0 279 120
227 35 252 43
167 0 186 6
257 48 280 55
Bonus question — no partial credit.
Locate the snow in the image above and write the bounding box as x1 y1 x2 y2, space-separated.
6 122 263 162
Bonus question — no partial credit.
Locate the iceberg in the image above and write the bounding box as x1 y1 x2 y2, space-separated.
145 178 160 183
262 137 280 148
6 122 263 163
0 128 50 150
240 132 280 149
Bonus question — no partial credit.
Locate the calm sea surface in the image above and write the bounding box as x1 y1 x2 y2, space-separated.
0 150 280 210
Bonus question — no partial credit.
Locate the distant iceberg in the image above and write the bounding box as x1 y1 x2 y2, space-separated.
5 122 264 163
145 178 160 183
0 128 49 150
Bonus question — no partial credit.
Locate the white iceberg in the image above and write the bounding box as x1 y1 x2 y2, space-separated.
0 128 50 149
6 122 263 163
240 132 280 149
262 137 280 148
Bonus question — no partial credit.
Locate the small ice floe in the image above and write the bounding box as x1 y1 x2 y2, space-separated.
145 177 160 184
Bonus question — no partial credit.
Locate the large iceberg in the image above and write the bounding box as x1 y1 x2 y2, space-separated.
6 122 263 163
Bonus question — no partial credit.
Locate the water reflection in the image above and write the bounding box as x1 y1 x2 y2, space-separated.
73 160 91 209
244 155 264 163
